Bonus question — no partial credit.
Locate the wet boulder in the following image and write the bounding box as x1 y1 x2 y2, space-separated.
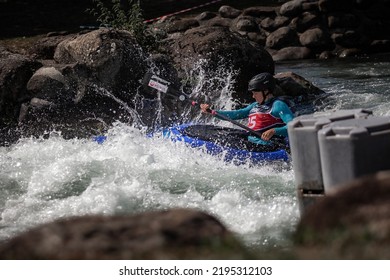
199 16 232 28
54 28 146 97
26 66 70 104
294 171 390 259
299 27 333 50
232 16 260 33
0 209 251 259
17 29 150 140
266 26 300 49
270 46 314 61
218 5 241 19
163 25 275 102
279 0 303 18
275 71 325 97
195 11 218 22
0 47 42 123
290 12 322 33
242 6 277 18
164 18 199 33
260 16 290 32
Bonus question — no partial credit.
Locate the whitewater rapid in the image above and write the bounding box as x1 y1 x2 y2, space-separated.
0 123 298 249
2 54 390 251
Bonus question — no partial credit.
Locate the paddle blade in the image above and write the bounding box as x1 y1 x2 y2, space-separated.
143 72 191 101
147 74 170 93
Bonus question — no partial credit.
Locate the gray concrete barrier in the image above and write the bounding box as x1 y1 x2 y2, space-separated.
287 109 372 213
319 116 390 192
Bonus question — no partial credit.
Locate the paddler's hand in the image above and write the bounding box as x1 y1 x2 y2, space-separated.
261 128 276 141
200 104 211 114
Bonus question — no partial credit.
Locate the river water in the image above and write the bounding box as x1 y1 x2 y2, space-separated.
1 54 390 253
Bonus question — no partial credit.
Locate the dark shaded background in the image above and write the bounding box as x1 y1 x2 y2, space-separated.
0 0 277 38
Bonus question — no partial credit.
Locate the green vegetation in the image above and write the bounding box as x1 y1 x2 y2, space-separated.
88 0 159 51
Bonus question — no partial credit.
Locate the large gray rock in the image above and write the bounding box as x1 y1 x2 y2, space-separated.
0 209 251 259
270 46 314 61
242 6 277 18
290 12 322 33
260 16 290 32
164 25 275 102
164 18 199 33
54 28 146 95
299 27 333 49
26 66 70 103
232 16 260 33
199 16 232 28
275 71 325 97
15 29 152 140
279 0 303 17
294 171 390 259
218 5 241 19
266 26 300 49
0 48 42 122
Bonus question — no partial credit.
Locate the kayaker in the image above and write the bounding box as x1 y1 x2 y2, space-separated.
200 72 294 147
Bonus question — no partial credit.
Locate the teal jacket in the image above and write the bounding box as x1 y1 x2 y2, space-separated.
216 98 294 145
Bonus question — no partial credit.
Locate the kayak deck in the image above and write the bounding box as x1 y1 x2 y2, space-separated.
162 124 290 164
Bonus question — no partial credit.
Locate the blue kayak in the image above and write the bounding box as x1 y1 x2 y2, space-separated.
160 123 290 164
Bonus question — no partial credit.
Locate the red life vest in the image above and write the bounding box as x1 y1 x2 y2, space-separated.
247 102 284 131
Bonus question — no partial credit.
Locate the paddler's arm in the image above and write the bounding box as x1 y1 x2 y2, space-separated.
200 103 255 120
270 100 295 137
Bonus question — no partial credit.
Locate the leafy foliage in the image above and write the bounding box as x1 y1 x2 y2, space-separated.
88 0 159 51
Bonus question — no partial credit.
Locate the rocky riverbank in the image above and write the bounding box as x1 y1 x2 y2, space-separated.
2 1 342 145
0 0 221 38
1 0 389 143
0 0 390 260
155 0 390 61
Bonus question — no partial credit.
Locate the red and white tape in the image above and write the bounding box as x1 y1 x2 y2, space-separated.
144 0 223 23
